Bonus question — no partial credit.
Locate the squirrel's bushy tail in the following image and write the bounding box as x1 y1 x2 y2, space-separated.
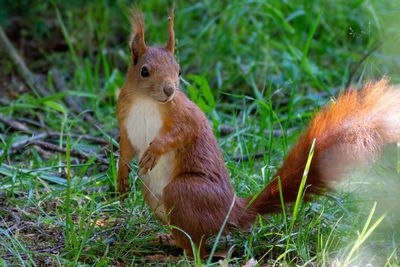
239 79 400 220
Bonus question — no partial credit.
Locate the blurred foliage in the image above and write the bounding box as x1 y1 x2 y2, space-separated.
1 0 399 98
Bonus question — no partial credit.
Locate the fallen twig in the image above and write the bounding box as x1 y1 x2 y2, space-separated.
0 26 100 125
0 132 47 157
0 116 32 132
0 115 110 163
0 115 108 143
0 131 109 159
30 140 109 164
0 25 49 97
47 131 109 145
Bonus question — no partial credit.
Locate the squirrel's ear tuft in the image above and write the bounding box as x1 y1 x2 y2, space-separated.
165 6 175 54
129 9 147 65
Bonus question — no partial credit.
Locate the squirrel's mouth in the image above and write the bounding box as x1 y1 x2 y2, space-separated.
159 95 174 104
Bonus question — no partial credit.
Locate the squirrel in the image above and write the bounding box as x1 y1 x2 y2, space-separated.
116 9 400 257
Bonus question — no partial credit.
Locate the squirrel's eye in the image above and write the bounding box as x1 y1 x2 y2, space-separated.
178 70 182 76
141 67 150 77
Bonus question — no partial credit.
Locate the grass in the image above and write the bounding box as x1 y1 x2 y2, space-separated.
1 0 400 265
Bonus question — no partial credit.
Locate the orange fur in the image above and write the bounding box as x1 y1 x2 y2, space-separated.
116 9 400 257
247 79 400 219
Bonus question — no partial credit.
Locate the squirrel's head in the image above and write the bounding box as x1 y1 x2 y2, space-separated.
126 9 180 103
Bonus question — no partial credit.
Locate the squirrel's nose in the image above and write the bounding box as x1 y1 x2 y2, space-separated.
163 85 174 97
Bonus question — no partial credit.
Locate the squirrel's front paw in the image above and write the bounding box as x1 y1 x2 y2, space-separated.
139 145 161 174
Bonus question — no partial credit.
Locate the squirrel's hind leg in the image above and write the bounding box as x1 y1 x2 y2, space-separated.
162 175 236 258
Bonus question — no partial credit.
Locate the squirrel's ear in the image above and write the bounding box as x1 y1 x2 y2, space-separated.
129 10 147 65
165 6 175 54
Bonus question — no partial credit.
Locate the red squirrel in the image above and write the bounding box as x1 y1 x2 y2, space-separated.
116 9 400 257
